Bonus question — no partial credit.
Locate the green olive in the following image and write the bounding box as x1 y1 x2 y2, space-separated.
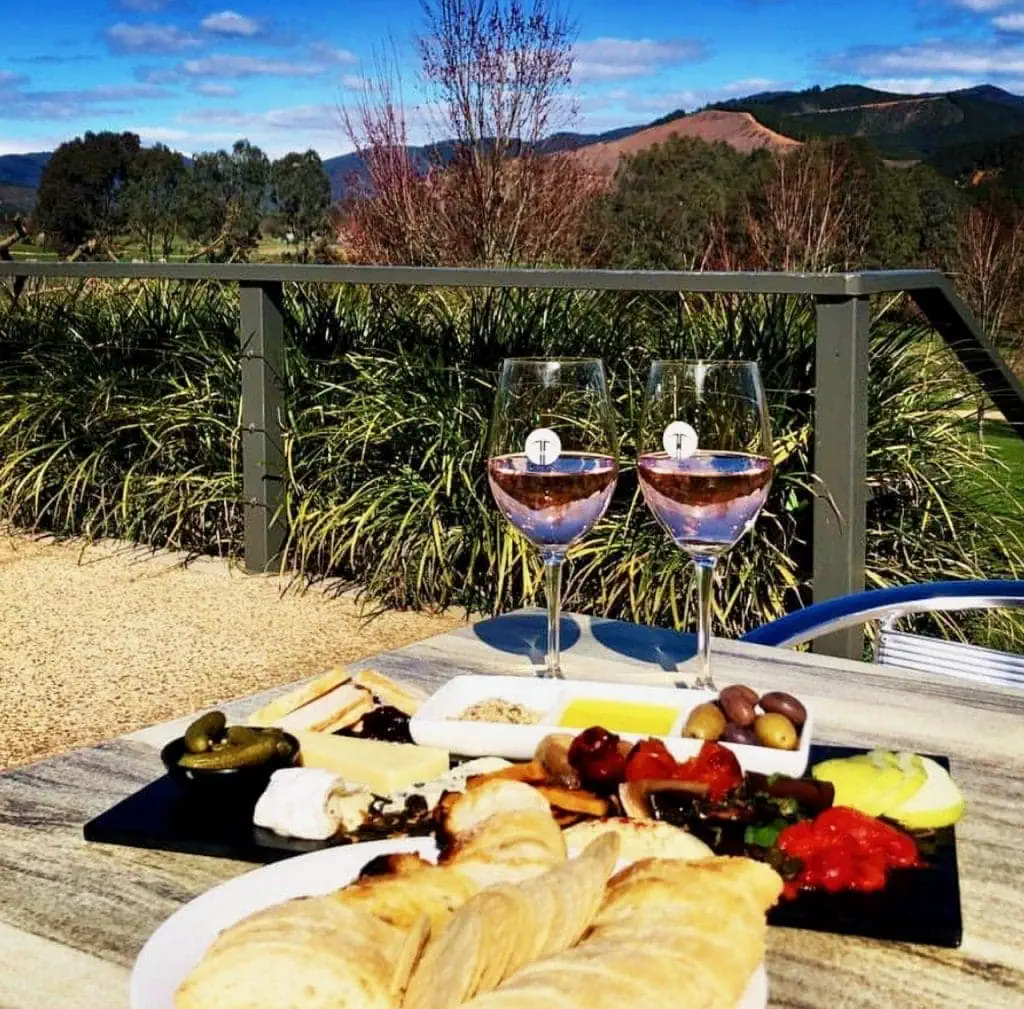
183 711 227 753
683 702 727 741
754 712 799 751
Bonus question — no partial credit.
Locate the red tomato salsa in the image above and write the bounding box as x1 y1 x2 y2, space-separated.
776 806 922 899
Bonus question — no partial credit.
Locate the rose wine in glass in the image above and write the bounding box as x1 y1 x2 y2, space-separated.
487 359 619 678
638 361 773 688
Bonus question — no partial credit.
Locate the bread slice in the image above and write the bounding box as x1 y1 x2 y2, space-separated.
270 683 373 733
246 668 352 727
354 669 427 715
562 817 713 868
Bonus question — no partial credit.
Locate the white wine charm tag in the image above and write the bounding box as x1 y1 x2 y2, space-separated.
525 427 561 466
663 421 698 460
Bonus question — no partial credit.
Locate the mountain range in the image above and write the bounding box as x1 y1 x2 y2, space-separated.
3 82 1024 211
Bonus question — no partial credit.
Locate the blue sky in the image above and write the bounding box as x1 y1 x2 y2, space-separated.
2 0 1024 158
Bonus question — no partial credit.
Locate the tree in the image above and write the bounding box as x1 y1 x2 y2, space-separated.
35 131 140 252
182 140 271 261
271 150 331 257
120 145 188 260
343 0 602 266
590 137 754 270
745 140 868 271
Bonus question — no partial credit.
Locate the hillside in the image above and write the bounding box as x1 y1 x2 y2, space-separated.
323 123 646 197
4 80 1024 204
718 85 1024 159
0 184 36 215
574 109 799 177
0 152 50 190
926 130 1024 204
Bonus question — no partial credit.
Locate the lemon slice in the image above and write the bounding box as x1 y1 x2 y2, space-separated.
887 756 965 830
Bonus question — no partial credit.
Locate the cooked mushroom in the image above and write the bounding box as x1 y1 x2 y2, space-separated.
534 733 582 789
618 778 710 820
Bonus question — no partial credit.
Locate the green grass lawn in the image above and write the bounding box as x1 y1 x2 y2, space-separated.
959 420 1024 542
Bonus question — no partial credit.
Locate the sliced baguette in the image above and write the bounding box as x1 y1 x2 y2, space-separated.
247 667 352 727
271 683 373 734
353 669 426 715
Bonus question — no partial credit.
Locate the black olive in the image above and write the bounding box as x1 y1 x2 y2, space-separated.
405 794 429 816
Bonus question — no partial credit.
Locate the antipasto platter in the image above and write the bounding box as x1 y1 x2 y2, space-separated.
88 666 964 954
92 667 962 1007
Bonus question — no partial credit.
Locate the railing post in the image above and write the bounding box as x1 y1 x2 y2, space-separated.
812 295 870 659
239 282 286 572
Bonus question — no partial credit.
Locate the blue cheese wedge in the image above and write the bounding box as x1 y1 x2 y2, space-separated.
381 757 513 813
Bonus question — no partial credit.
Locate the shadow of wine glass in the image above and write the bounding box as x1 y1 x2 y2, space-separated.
471 611 583 667
590 619 696 672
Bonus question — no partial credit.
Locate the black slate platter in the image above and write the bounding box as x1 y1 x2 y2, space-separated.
83 742 962 948
765 745 961 949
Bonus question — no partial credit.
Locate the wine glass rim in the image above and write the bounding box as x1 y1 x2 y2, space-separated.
502 357 605 365
651 359 761 368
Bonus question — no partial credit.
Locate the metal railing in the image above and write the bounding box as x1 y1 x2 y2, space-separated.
2 262 1023 660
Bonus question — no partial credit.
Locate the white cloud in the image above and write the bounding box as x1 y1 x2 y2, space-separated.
581 77 783 118
827 41 1024 76
106 22 201 54
135 66 183 84
861 75 985 92
0 135 66 154
341 74 373 91
182 55 323 78
994 12 1024 30
191 81 240 97
179 103 339 132
309 42 359 65
201 11 263 38
0 70 27 88
572 37 707 82
134 125 192 143
0 78 175 121
948 0 1014 9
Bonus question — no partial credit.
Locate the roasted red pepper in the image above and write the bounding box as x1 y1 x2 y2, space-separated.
673 741 744 801
776 806 922 899
624 739 678 782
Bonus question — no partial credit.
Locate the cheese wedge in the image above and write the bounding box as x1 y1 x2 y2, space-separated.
247 668 351 727
293 731 450 796
354 670 427 716
269 684 374 734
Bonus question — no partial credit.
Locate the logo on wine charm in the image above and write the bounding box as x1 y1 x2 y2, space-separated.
525 427 561 466
663 421 698 460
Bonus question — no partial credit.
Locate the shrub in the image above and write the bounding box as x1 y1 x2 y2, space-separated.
1 279 1021 646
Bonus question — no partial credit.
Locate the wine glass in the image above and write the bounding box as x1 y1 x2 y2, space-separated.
487 359 619 678
637 361 773 689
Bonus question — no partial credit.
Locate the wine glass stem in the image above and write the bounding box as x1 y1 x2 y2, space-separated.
542 551 565 679
694 554 716 690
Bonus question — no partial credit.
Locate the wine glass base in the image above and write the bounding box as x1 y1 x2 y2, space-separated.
533 666 564 680
676 675 717 691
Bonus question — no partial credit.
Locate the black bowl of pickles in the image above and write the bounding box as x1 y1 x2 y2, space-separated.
161 711 299 798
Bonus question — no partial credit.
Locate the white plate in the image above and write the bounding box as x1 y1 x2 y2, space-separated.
131 837 769 1009
410 674 812 777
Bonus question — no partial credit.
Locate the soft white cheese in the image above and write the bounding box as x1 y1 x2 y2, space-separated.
382 756 513 813
253 767 370 840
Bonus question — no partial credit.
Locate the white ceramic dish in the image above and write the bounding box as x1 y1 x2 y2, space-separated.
131 836 769 1009
410 674 812 777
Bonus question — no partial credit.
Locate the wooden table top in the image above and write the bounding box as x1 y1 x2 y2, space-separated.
1 610 1022 1009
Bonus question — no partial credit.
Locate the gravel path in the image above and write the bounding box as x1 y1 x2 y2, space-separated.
0 535 465 769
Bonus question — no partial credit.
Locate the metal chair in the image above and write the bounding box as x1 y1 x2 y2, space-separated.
741 581 1024 689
